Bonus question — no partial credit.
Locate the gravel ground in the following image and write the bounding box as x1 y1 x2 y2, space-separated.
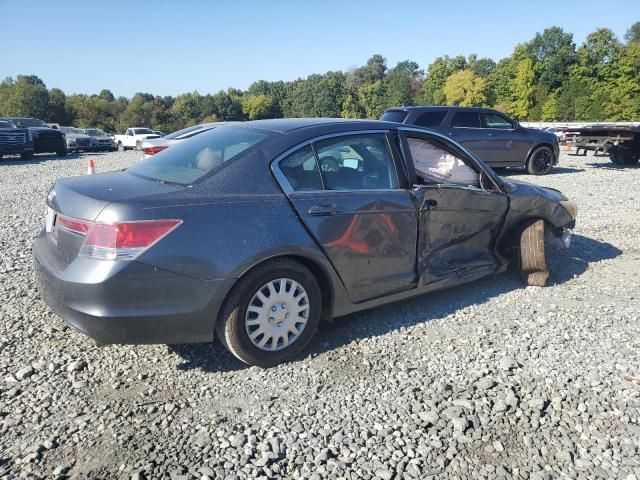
0 149 639 480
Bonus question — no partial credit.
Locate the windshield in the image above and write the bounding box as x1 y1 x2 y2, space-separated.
0 120 12 128
133 128 153 135
164 124 215 140
84 129 101 136
127 126 270 185
14 118 47 127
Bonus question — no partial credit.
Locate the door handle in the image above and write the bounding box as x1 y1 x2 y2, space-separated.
488 133 496 137
308 203 342 216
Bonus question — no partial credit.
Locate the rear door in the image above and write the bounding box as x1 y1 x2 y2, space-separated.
399 129 509 285
274 131 418 303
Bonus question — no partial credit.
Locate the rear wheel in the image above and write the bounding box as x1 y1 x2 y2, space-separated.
527 146 555 175
56 148 67 157
518 219 549 286
216 259 322 367
609 145 639 165
21 151 33 160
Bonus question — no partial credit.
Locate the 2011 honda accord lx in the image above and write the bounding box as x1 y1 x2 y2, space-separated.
33 119 577 367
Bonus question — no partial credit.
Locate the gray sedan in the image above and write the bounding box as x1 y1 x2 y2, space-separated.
33 119 577 367
79 128 117 152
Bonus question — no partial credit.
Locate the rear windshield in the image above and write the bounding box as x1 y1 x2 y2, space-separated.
380 111 407 123
133 128 154 134
127 126 270 185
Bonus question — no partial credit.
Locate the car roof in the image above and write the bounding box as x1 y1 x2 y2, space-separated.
233 118 399 133
384 106 492 113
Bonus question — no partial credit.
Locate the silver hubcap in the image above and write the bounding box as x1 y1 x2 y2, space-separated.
245 278 310 352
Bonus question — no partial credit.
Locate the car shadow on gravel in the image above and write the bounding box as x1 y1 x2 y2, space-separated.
586 162 640 170
169 235 621 372
0 152 85 166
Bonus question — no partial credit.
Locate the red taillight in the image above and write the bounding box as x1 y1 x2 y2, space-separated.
143 146 168 156
57 214 90 234
77 219 181 260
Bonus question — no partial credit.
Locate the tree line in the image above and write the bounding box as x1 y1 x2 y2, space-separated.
0 23 638 133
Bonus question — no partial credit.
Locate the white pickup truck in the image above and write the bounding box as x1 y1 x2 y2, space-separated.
114 128 161 151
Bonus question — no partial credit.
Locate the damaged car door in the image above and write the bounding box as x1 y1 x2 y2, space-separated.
274 132 418 303
400 130 509 286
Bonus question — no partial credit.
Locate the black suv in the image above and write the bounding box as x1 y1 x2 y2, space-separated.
0 117 67 157
0 119 34 160
381 106 559 175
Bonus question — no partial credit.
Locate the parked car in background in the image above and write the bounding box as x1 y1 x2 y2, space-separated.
542 127 566 143
138 122 222 159
34 119 577 367
59 127 93 152
113 128 161 151
0 119 34 160
381 106 560 175
79 128 117 152
0 117 67 157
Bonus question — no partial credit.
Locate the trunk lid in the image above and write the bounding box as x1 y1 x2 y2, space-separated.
44 171 185 270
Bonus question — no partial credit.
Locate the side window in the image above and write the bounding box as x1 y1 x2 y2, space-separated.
314 134 398 190
483 113 513 129
279 145 323 192
451 112 481 128
407 137 479 187
126 129 132 136
415 111 447 128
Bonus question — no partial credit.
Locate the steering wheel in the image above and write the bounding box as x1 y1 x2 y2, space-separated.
319 156 340 172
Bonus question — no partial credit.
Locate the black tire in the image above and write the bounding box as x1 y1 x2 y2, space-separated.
117 141 123 151
216 258 322 367
609 145 640 165
518 219 549 287
527 146 555 175
56 148 67 157
21 151 34 160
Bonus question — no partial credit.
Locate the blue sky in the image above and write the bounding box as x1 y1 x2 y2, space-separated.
1 0 638 98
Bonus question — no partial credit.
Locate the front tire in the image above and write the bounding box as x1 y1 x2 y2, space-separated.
518 219 549 286
21 151 34 160
527 146 555 175
216 259 322 367
56 148 67 157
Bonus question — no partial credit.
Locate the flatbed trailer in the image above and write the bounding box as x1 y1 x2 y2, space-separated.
564 125 640 165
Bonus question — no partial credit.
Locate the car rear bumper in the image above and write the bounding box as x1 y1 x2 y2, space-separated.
33 235 231 344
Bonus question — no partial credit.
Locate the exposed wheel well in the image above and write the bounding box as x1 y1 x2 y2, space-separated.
228 254 334 323
498 217 547 260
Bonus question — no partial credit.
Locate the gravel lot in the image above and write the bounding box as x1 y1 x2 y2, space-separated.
0 149 639 480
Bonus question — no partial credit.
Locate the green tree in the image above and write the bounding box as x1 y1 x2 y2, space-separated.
443 70 487 106
625 21 640 44
526 27 577 90
241 94 274 120
341 94 364 118
358 81 386 118
420 55 466 105
509 58 536 119
0 76 50 118
47 88 70 124
540 92 559 121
